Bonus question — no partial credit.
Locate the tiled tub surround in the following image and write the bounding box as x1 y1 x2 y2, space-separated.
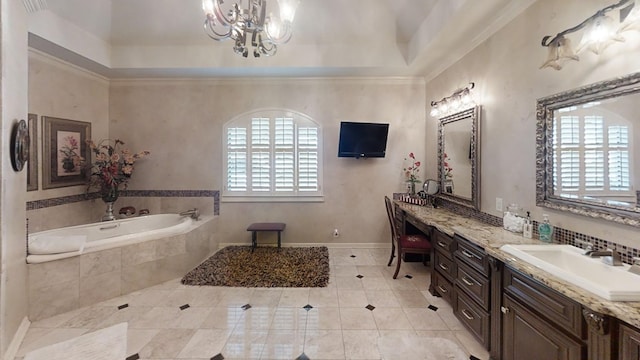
28 215 218 321
26 190 220 233
395 201 640 329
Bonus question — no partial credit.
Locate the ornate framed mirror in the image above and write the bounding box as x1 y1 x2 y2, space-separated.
438 105 481 210
536 72 640 227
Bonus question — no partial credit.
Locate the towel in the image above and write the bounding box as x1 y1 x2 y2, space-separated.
29 235 87 255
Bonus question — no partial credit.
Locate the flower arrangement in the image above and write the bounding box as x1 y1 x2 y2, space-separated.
443 152 453 178
59 135 82 173
403 152 421 184
86 139 150 201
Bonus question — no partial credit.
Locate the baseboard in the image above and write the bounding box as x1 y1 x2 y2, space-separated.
3 316 30 360
217 242 387 249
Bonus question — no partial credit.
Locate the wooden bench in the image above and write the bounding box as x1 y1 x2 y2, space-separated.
246 222 286 251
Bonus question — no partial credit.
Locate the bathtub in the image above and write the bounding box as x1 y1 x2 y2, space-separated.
27 214 193 264
27 213 218 320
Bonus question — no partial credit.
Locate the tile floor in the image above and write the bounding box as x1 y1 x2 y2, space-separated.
15 248 490 360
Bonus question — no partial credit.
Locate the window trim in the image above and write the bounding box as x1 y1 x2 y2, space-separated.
221 108 324 203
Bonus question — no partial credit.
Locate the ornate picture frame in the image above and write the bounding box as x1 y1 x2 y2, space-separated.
27 113 38 191
42 116 91 189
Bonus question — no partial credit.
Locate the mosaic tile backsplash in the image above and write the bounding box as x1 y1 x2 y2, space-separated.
394 193 640 265
27 190 220 215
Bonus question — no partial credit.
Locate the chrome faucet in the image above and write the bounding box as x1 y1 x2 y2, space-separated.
586 248 623 266
179 208 200 220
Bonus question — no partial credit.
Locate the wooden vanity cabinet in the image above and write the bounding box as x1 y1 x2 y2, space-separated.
620 322 640 360
501 266 586 360
453 235 492 349
429 230 456 302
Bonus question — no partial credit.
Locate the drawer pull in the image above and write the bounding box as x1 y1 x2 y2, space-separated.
461 309 475 320
438 263 449 271
437 285 448 293
437 241 447 248
462 249 480 260
461 276 475 286
501 306 510 314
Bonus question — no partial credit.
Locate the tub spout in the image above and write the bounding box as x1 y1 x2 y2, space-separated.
179 208 200 220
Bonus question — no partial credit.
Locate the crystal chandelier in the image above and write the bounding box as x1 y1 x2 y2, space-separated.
202 0 300 58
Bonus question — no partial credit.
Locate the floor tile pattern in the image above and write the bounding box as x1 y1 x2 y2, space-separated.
16 248 490 360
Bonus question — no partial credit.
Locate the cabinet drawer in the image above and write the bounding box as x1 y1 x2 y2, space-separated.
434 251 455 281
432 270 454 304
455 235 490 276
504 266 584 339
434 231 456 259
456 260 490 311
454 289 490 348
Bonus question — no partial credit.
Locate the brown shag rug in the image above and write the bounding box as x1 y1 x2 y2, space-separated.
181 246 330 287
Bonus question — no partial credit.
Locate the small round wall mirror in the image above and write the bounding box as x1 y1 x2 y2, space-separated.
423 179 439 195
10 119 29 172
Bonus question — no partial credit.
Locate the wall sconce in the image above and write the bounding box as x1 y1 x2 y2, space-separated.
540 0 640 70
430 82 475 118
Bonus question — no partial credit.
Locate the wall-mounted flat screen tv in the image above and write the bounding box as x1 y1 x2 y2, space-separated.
337 121 389 158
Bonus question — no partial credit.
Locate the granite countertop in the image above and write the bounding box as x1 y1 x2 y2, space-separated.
394 201 640 329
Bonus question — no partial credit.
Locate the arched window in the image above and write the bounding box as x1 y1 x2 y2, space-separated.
223 109 323 202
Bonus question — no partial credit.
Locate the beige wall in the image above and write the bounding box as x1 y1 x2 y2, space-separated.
1 0 29 356
425 0 640 247
27 50 110 230
109 78 426 245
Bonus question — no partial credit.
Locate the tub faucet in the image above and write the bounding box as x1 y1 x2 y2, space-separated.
179 208 200 220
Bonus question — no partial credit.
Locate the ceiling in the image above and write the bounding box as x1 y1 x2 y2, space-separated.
26 0 536 79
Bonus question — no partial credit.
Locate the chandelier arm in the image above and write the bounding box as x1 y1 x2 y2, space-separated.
212 0 237 26
541 0 632 47
204 18 234 40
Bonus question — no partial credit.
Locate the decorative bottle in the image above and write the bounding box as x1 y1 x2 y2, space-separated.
523 211 533 239
538 214 554 242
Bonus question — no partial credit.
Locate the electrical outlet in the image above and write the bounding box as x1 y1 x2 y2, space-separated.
496 197 503 212
333 229 339 237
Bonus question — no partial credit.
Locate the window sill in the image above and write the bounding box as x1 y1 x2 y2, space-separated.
222 195 324 203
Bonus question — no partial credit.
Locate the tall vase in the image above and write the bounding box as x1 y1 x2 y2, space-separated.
101 184 119 221
410 181 416 196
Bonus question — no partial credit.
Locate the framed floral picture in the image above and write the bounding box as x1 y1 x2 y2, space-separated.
27 113 38 191
42 116 91 189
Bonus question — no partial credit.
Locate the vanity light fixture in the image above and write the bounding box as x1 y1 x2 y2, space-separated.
540 0 640 70
202 0 300 58
429 82 476 118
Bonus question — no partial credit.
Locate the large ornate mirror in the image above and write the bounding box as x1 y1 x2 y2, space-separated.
536 72 640 227
438 106 481 210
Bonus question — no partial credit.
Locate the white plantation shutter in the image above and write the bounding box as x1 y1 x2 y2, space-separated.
553 110 633 198
584 150 604 190
558 116 580 192
608 126 630 191
223 110 322 200
298 127 319 191
275 117 295 191
250 118 271 191
226 128 247 191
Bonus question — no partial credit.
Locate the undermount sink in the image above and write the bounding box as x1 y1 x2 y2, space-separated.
500 244 640 301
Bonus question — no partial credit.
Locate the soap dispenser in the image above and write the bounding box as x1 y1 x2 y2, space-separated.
538 214 554 242
523 211 533 239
